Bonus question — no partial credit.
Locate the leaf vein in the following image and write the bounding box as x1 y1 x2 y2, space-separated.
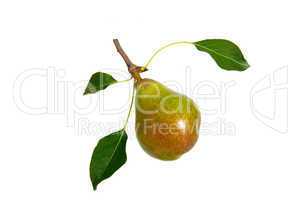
195 43 248 67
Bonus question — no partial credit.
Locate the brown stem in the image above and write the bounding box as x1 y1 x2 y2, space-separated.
113 39 142 81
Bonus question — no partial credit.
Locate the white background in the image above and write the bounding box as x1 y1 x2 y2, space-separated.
0 0 299 199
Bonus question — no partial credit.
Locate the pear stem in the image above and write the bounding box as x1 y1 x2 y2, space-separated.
113 39 142 82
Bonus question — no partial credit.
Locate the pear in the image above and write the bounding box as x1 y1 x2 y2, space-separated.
135 78 200 160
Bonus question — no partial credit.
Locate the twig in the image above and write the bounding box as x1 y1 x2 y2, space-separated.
113 39 142 81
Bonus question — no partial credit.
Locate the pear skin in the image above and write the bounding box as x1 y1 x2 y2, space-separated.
135 78 200 160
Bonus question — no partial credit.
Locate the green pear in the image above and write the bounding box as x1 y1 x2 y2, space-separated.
135 78 200 160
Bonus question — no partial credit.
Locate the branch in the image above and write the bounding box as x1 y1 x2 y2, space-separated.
113 39 135 68
113 39 143 81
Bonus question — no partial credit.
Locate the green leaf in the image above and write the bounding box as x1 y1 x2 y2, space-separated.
84 72 117 95
90 130 127 190
194 39 250 71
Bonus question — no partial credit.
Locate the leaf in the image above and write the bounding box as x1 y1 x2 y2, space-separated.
90 130 127 190
194 39 250 71
83 72 117 95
